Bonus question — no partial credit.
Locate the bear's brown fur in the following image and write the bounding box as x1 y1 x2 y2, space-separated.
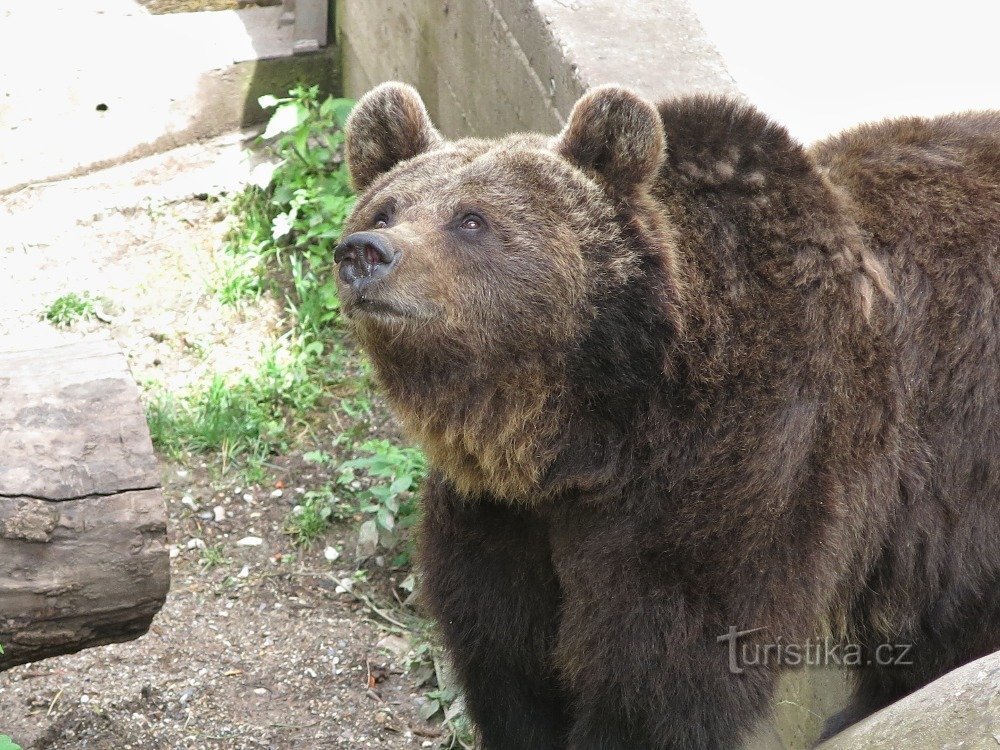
337 82 1000 749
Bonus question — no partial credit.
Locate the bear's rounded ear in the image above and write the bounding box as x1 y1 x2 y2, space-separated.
345 82 444 193
555 85 665 193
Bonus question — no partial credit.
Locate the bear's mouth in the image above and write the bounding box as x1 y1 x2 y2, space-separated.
345 296 421 323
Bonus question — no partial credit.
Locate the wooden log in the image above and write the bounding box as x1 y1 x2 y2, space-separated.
0 337 169 671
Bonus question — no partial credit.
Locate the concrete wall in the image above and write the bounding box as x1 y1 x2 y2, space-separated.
336 0 737 138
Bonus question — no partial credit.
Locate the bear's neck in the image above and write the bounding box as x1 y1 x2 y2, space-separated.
367 343 570 501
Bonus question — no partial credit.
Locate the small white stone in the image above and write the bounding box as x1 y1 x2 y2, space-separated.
236 536 263 547
186 538 206 550
237 565 250 579
169 544 180 559
213 505 226 522
181 495 198 510
324 546 340 562
242 493 254 503
270 489 283 498
253 687 268 696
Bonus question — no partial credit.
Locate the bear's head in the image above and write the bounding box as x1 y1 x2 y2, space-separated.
337 82 685 501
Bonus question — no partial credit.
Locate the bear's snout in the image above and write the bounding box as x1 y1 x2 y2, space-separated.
334 231 398 292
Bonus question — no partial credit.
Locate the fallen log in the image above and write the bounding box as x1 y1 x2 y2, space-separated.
0 337 169 671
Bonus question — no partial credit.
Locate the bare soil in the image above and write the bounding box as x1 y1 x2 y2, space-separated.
0 137 445 749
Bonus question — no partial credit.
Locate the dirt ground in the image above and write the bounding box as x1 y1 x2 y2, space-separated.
0 137 448 749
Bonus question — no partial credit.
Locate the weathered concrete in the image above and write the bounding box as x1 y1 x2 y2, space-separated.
0 0 338 194
817 650 1000 750
336 0 737 138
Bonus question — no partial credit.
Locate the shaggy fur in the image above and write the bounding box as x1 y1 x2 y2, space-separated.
338 82 1000 749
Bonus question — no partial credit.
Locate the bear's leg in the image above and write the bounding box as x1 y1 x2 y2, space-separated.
550 510 787 750
419 476 569 750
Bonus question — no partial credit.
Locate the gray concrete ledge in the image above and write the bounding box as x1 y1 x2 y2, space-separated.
336 0 737 139
816 650 1000 750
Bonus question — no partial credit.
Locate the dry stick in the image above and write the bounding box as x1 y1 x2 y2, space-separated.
45 688 63 718
343 588 412 630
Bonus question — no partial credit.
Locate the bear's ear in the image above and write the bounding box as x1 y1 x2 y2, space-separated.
345 82 444 193
555 85 665 192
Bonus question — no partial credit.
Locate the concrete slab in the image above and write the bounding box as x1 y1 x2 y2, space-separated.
0 1 337 193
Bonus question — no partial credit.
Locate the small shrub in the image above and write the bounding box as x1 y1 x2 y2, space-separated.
284 484 352 547
339 439 428 562
42 292 96 328
225 85 355 346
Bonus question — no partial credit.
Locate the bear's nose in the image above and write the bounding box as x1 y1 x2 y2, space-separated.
334 231 397 291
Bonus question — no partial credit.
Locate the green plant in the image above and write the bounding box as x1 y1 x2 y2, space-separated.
200 545 231 570
284 484 351 547
42 292 96 328
0 735 22 750
225 85 355 346
149 87 359 480
339 439 427 561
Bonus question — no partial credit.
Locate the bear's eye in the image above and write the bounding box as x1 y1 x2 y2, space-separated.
459 213 485 232
372 214 389 230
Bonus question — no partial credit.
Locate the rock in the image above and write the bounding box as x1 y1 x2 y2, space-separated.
213 505 226 522
817 650 1000 750
323 546 340 562
236 536 263 547
376 634 410 660
186 538 206 550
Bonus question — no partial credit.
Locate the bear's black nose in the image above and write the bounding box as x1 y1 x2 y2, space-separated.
334 231 397 291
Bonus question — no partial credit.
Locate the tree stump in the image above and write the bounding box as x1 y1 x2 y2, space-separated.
0 337 169 671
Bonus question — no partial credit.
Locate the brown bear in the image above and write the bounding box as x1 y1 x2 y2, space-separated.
334 81 1000 749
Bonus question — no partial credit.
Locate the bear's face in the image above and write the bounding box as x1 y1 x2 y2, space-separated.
338 83 667 356
338 132 590 356
337 83 673 499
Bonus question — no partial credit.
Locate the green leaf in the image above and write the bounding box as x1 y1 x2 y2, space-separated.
419 699 441 721
329 98 356 128
389 475 412 495
376 506 395 531
0 736 23 750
